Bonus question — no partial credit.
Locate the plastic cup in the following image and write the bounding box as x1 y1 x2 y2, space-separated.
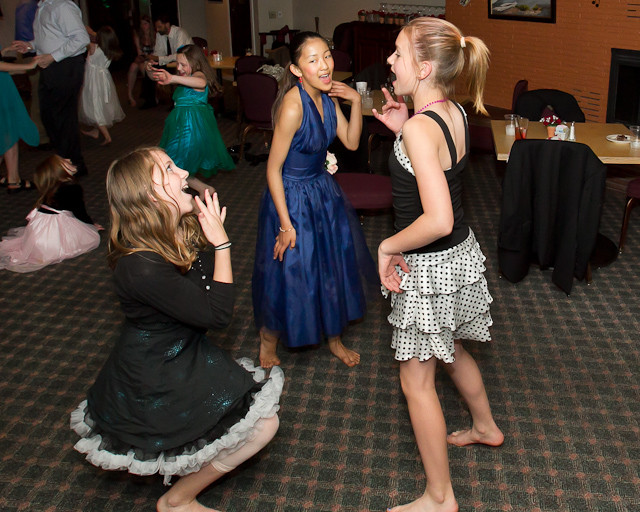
356 81 367 95
516 117 528 139
630 125 640 149
504 114 516 136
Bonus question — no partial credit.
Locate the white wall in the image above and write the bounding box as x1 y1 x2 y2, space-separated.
204 0 231 56
178 0 208 41
255 0 293 33
1 0 22 50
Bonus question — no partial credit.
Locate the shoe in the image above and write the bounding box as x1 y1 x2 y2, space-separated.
7 180 35 194
0 176 7 187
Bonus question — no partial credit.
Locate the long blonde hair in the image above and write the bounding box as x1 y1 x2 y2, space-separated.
106 147 207 271
402 17 490 115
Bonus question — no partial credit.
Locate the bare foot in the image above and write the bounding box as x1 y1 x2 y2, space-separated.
328 337 360 367
129 98 137 107
157 495 221 512
259 330 280 369
446 425 504 447
388 493 458 512
81 128 99 139
100 138 112 146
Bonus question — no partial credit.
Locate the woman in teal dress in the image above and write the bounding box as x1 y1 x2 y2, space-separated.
0 44 39 192
152 44 234 180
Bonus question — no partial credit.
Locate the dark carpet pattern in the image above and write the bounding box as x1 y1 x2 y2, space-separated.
0 79 639 511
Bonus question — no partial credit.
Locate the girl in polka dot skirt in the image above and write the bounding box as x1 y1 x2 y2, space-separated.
373 17 503 512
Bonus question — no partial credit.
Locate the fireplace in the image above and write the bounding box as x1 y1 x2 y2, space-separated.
607 48 640 126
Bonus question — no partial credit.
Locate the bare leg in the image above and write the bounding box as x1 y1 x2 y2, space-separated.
259 328 280 369
97 126 111 145
443 341 504 447
81 127 99 139
4 143 21 186
127 62 138 106
389 358 458 512
327 336 360 367
156 416 279 512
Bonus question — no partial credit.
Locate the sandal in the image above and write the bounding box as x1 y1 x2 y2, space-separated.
0 176 7 187
7 180 35 194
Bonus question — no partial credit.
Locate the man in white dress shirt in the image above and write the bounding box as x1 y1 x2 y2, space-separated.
13 0 89 175
149 15 193 66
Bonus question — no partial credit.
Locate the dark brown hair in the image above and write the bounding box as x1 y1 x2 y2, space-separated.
97 25 123 62
177 44 222 96
271 31 327 125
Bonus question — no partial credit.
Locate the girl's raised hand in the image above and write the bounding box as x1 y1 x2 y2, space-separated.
372 87 408 135
151 67 173 85
194 189 229 247
328 80 361 103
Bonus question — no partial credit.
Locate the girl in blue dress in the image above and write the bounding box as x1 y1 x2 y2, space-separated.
151 44 234 185
0 44 39 192
253 32 376 368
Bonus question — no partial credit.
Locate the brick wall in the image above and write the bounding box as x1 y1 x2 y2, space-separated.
446 1 640 122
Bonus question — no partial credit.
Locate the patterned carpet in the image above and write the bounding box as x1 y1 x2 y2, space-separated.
0 77 639 512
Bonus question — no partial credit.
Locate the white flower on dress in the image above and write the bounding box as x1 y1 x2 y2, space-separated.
325 151 338 174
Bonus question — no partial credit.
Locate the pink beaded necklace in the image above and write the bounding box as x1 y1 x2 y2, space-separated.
412 98 449 117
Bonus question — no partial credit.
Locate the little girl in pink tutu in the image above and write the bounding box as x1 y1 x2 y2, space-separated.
0 155 101 272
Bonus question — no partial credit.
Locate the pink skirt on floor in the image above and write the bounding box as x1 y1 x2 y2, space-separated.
0 206 100 273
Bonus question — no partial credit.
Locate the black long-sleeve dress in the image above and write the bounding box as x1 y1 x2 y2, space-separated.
71 250 283 484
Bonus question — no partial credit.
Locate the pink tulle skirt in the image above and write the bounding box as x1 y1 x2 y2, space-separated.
0 207 100 273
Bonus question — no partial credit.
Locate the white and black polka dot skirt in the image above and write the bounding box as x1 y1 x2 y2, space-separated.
382 230 493 363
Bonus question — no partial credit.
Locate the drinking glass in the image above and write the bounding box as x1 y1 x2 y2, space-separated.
630 125 640 149
504 114 516 136
516 117 529 139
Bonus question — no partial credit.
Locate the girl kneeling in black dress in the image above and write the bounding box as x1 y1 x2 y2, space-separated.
71 147 283 512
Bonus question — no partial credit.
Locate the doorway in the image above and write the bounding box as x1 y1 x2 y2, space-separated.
229 0 252 56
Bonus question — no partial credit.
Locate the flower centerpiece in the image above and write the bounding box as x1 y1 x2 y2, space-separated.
540 106 562 138
325 151 338 174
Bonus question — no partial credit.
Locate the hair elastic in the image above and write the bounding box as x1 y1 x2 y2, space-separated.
460 36 466 48
214 241 232 251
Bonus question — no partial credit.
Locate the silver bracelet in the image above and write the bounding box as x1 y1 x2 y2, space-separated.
279 226 294 233
214 241 232 251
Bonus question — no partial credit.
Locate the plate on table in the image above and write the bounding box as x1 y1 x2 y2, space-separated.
606 134 631 143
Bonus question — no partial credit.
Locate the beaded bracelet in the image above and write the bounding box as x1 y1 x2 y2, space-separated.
279 226 295 233
214 241 232 251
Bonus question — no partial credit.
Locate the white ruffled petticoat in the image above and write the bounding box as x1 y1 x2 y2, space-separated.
0 207 100 273
70 359 284 485
382 230 493 363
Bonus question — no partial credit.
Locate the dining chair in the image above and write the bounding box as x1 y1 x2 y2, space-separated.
618 177 640 254
191 37 208 50
498 139 607 294
511 79 528 112
331 49 352 72
514 89 586 123
334 170 393 224
366 118 395 168
236 72 278 162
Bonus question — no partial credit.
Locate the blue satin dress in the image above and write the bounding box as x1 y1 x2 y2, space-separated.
252 83 377 348
159 85 234 177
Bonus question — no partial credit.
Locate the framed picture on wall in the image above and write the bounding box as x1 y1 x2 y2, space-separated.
488 0 556 23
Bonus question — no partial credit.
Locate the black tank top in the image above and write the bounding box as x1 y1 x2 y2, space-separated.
388 102 470 254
